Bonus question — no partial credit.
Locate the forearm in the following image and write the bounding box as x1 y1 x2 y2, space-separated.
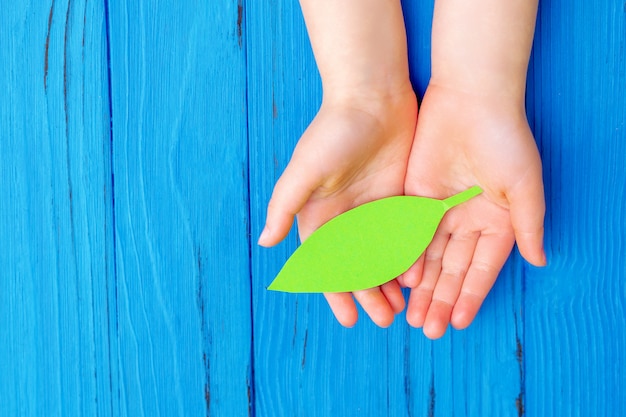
299 0 412 104
430 0 538 102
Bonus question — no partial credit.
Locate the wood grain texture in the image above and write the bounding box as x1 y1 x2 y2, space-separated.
106 1 251 415
0 1 115 416
2 0 625 415
524 0 626 414
400 262 526 417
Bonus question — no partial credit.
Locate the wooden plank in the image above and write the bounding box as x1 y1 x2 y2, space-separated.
524 0 626 414
404 3 526 416
410 3 527 410
106 0 252 415
0 1 114 416
246 1 407 415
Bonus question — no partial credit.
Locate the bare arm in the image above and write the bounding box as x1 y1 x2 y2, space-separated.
431 0 538 98
404 0 545 338
299 0 412 105
261 0 417 327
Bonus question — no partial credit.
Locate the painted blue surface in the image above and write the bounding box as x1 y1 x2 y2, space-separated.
0 0 624 416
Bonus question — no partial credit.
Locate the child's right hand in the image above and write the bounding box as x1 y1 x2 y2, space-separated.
399 0 542 339
259 89 418 327
402 84 546 339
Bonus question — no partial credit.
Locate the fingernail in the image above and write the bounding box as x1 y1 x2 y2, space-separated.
258 227 270 246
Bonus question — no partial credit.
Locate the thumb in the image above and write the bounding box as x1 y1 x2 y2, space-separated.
258 157 321 247
507 172 547 266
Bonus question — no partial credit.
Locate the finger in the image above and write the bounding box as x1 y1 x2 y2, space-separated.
406 231 449 328
450 232 515 330
430 231 480 306
396 275 407 288
324 292 358 328
508 171 547 266
398 255 425 289
258 159 321 247
422 231 479 339
353 288 396 328
380 279 406 314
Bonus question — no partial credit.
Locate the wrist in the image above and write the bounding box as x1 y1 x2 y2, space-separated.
321 80 417 121
423 83 529 127
429 51 530 103
317 40 412 106
300 0 411 108
427 72 528 109
322 75 414 106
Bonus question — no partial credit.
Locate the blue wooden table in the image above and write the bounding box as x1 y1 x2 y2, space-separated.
1 0 624 416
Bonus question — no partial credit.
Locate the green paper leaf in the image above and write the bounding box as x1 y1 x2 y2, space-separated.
268 186 483 293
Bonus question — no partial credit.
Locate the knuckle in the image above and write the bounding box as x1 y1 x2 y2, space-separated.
414 284 435 296
424 250 443 263
459 289 485 303
470 259 497 274
440 261 468 280
430 297 454 309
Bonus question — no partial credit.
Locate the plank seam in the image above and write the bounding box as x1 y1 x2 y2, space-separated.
517 255 527 417
241 0 256 416
102 0 119 415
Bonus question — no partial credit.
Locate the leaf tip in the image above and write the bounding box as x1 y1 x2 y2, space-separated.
267 275 292 292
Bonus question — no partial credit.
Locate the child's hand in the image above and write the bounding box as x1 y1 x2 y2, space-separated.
261 0 415 327
401 84 546 338
259 90 417 327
